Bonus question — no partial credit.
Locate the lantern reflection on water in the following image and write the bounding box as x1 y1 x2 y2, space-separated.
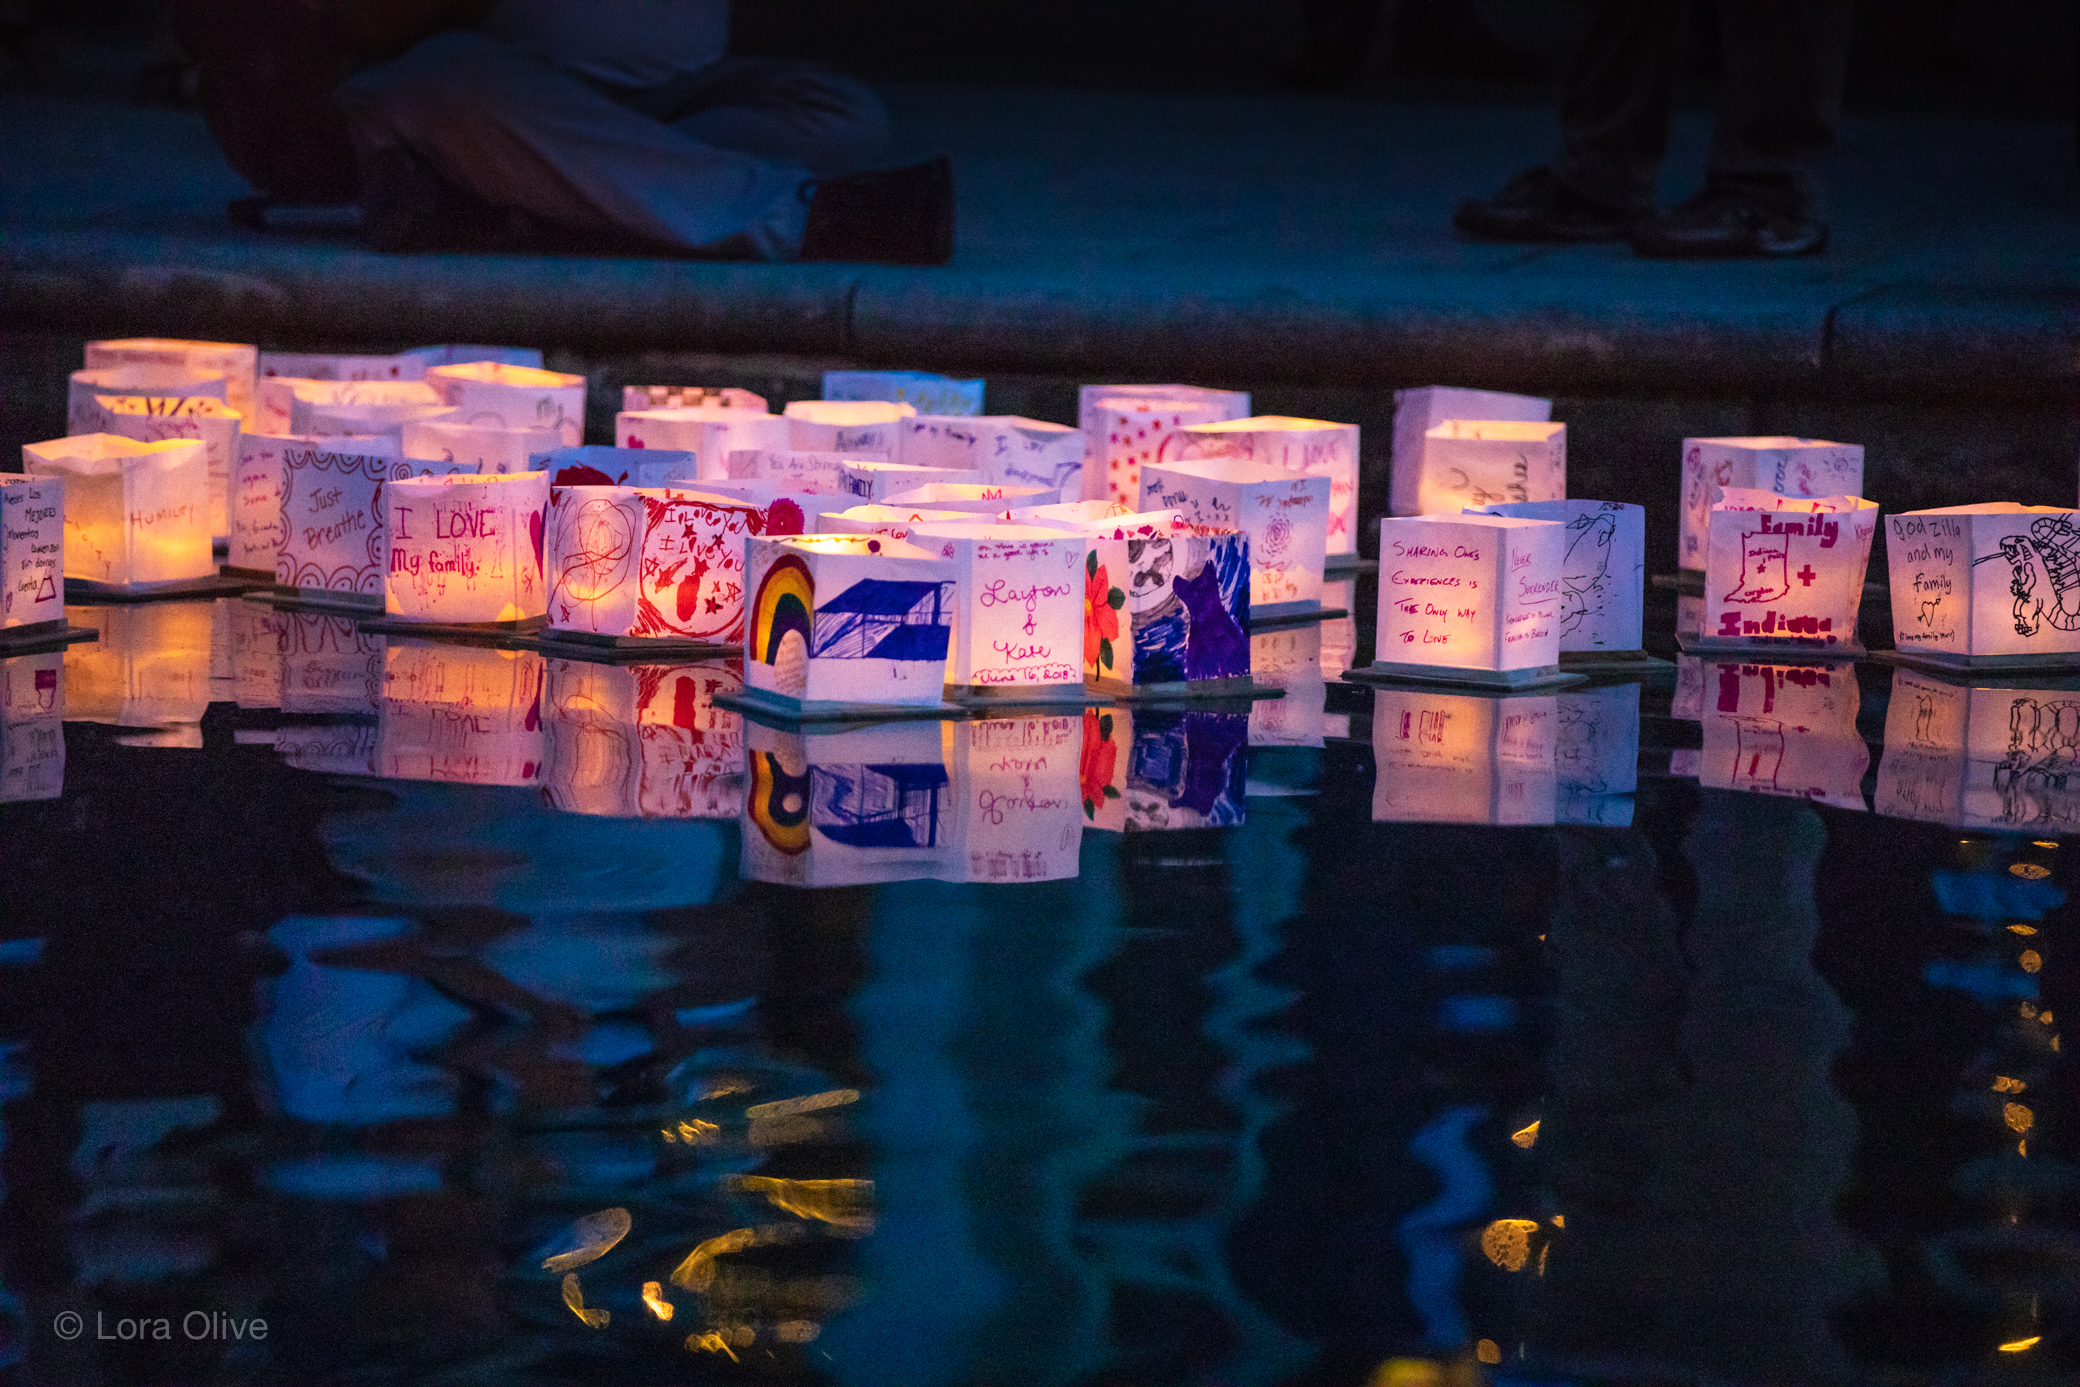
1687 659 1867 809
541 658 745 819
1084 705 1249 831
1370 687 1557 825
1 649 64 802
376 640 545 786
1875 666 2080 830
740 718 952 886
945 712 1083 882
64 602 213 732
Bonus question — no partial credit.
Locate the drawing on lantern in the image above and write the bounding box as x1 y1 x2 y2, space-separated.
1558 509 1617 637
551 493 637 614
1725 531 1792 605
632 496 752 641
1989 515 2080 636
751 555 816 694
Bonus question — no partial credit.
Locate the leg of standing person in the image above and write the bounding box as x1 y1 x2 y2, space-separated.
1632 0 1853 257
1454 0 1682 242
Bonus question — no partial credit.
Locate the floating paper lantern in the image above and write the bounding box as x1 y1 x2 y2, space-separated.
1404 420 1567 517
403 418 560 474
276 609 384 715
1701 488 1878 650
542 657 745 818
1141 459 1331 616
623 385 765 411
303 397 459 439
664 479 857 534
823 370 983 416
1003 499 1145 526
1678 437 1862 572
1466 499 1647 658
258 378 443 435
882 482 1058 514
543 485 766 644
1083 705 1249 830
902 415 1084 494
1691 657 1866 808
1389 386 1551 517
945 713 1083 881
740 719 952 885
782 399 915 458
1083 393 1243 505
1078 384 1250 504
615 406 790 477
1875 666 2080 830
24 434 213 590
1555 683 1640 824
908 523 1086 692
816 504 976 540
384 471 549 624
227 432 290 575
260 345 542 384
64 601 213 731
1884 505 2080 668
274 433 404 609
89 395 241 545
86 338 256 423
1371 687 1558 824
741 535 958 709
69 365 226 437
424 362 585 446
726 449 855 492
1372 513 1568 683
532 444 697 489
1174 416 1360 560
377 640 545 785
836 460 971 501
0 649 64 802
1 476 65 632
1051 512 1251 693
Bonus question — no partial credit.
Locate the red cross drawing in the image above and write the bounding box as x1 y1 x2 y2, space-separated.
1796 564 1817 586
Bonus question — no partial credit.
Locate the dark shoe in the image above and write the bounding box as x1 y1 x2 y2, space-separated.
799 155 954 266
358 143 506 253
1453 166 1640 243
1629 187 1828 259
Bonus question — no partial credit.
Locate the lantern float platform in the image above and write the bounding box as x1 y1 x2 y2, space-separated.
1248 606 1350 631
1674 630 1869 660
0 620 99 654
524 628 740 663
1558 649 1674 673
359 614 548 644
259 586 385 616
1100 677 1284 707
1340 661 1588 693
1870 647 2080 676
713 685 969 727
945 683 1116 710
68 571 270 603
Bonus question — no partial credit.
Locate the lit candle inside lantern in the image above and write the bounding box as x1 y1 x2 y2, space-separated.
1173 415 1360 560
741 534 958 709
1679 436 1862 573
424 361 586 446
1388 386 1550 517
782 399 915 459
1371 513 1568 682
23 434 213 589
384 471 550 624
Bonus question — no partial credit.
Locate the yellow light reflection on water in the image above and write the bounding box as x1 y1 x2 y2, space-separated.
1999 1336 2041 1353
1510 1120 1540 1148
686 1330 738 1360
642 1281 674 1321
1480 1219 1539 1272
731 1176 876 1232
561 1273 608 1327
2004 1103 2034 1135
541 1208 631 1273
746 1089 859 1120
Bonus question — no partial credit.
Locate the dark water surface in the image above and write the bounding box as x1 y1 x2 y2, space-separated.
0 577 2073 1387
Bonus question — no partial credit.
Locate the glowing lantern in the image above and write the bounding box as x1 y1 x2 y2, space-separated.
1693 658 1865 808
782 399 915 458
376 640 545 785
1389 386 1551 516
273 433 404 610
908 523 1086 694
882 482 1057 514
543 485 766 646
835 460 971 501
615 406 790 477
85 338 256 423
623 385 765 411
1408 421 1567 516
257 378 442 435
532 444 696 489
1466 499 1647 659
542 658 745 818
1679 437 1862 573
1173 416 1360 561
1047 511 1252 693
1371 687 1558 824
1876 666 2080 830
1 476 66 632
946 713 1083 881
1370 513 1568 684
742 534 958 710
69 364 225 436
663 479 857 534
1003 499 1149 526
1555 682 1640 824
383 471 549 624
816 505 975 541
1141 459 1331 616
726 449 854 492
402 419 560 474
23 434 213 590
1701 488 1878 651
740 718 954 885
88 395 241 546
1078 384 1249 503
1885 505 2080 669
1083 393 1244 505
0 649 64 802
226 432 290 575
1083 705 1250 830
823 370 983 416
424 361 585 446
259 344 541 384
901 415 1084 495
301 396 457 438
64 601 213 732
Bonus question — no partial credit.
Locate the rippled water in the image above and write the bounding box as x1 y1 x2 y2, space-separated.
0 577 2072 1386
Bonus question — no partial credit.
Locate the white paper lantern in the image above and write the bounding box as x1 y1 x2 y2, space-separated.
533 444 697 488
944 712 1083 881
1692 657 1866 808
543 485 767 644
1389 386 1550 517
1406 420 1567 517
823 370 983 416
227 431 291 576
740 718 953 885
1466 499 1647 656
69 365 226 437
88 395 241 545
1083 394 1242 505
881 482 1058 514
1 476 65 631
1371 687 1558 824
402 418 561 474
1373 513 1568 681
908 522 1086 692
274 433 404 608
1083 704 1250 830
622 385 766 411
1884 505 2080 668
1174 415 1360 559
260 345 541 385
0 649 64 802
615 406 790 478
1140 459 1331 616
1078 384 1249 505
384 472 549 624
725 449 855 493
259 378 443 436
742 534 958 709
836 460 971 501
377 640 546 785
303 398 458 438
1679 437 1862 572
86 338 256 424
902 415 1084 494
542 657 745 818
424 362 586 446
816 504 976 541
782 399 915 459
23 434 213 590
665 479 858 533
1701 488 1878 650
1875 666 2080 830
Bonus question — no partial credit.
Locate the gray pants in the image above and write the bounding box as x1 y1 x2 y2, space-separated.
336 32 891 259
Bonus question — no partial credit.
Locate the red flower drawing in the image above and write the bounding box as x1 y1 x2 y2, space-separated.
1084 550 1124 671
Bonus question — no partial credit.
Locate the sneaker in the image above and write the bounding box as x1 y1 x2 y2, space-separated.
1453 166 1640 243
799 155 955 266
1630 187 1828 259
